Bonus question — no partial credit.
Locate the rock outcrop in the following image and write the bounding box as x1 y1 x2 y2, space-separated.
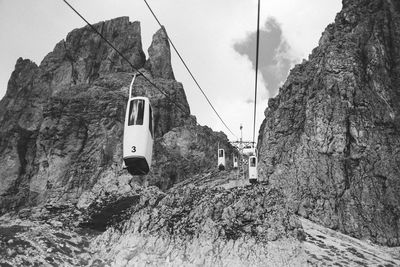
2 181 399 266
90 174 306 266
0 17 233 214
258 0 400 246
145 27 175 80
150 125 234 190
5 170 391 267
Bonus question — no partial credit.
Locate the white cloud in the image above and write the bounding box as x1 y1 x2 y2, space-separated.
234 17 297 97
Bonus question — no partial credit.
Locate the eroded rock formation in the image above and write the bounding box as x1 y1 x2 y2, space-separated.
258 0 400 246
91 176 305 266
145 27 175 80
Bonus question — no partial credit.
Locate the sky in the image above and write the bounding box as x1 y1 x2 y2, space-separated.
0 0 342 142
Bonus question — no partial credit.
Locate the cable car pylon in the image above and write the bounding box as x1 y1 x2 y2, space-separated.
249 0 261 183
230 0 261 183
230 124 258 183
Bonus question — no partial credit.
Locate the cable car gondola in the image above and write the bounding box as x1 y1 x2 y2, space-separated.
218 148 226 170
233 156 238 169
249 155 258 183
123 75 154 175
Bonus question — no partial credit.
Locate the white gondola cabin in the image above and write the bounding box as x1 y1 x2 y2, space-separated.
218 148 226 170
233 156 238 169
123 76 154 175
249 156 258 183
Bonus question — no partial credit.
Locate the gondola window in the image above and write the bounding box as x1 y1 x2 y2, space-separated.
128 99 144 125
250 157 256 167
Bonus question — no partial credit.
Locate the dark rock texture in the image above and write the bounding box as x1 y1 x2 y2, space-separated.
0 216 98 266
258 0 400 246
0 17 232 214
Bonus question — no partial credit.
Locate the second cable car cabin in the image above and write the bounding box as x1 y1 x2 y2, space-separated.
218 148 226 170
233 156 238 169
123 76 154 175
249 155 258 183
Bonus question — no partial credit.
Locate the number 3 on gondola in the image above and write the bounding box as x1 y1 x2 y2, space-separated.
131 146 136 153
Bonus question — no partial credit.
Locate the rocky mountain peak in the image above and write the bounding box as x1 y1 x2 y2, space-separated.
0 17 232 214
40 16 146 90
145 26 175 80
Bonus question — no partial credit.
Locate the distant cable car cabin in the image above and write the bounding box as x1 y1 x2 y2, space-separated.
218 148 226 170
123 75 154 175
243 146 256 156
233 156 238 169
249 155 258 183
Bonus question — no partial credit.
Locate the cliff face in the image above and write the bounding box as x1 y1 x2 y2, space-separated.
0 17 232 213
258 0 400 246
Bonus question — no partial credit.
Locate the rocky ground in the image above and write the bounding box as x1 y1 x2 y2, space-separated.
0 170 399 266
0 216 98 266
302 218 400 267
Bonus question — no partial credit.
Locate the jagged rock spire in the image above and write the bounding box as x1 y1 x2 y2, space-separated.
145 26 175 80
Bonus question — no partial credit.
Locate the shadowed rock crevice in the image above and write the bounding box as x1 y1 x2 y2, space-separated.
80 196 141 231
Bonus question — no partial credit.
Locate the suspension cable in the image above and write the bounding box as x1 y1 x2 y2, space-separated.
62 0 194 120
143 0 238 139
252 0 261 145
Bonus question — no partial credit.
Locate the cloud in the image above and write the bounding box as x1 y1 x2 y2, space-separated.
233 17 297 97
245 98 254 104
